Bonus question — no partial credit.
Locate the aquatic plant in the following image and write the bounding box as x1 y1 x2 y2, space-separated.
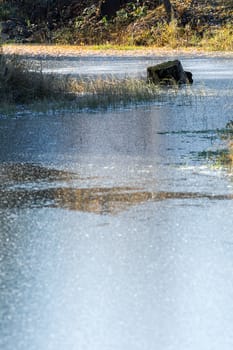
66 75 164 107
198 122 233 172
217 122 233 169
0 52 172 111
0 54 76 104
0 50 211 114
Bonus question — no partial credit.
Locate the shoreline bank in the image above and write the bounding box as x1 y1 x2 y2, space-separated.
3 44 233 59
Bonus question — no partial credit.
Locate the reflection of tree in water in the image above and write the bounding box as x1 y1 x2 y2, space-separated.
1 163 233 214
0 183 153 214
0 163 75 183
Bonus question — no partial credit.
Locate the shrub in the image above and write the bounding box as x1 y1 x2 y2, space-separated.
201 24 233 51
123 16 201 47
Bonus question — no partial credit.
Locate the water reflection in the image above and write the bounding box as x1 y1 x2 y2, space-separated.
0 163 74 183
1 163 233 214
3 185 233 213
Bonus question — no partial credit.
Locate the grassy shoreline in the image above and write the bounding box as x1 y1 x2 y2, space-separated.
3 44 233 59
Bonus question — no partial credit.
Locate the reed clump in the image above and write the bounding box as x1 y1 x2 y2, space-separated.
0 53 167 110
219 122 233 168
2 50 205 114
66 76 164 108
207 122 233 171
0 54 76 104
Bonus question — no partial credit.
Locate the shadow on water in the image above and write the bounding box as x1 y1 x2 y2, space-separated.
1 163 233 215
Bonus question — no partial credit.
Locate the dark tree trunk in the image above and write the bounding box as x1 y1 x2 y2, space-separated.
163 0 173 23
100 0 121 18
100 0 133 18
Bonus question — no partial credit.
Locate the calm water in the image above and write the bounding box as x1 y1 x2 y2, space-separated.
1 56 233 350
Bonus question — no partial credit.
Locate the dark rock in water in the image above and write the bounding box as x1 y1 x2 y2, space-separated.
185 70 193 84
147 60 193 85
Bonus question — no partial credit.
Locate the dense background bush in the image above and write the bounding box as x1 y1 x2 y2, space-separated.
0 0 232 46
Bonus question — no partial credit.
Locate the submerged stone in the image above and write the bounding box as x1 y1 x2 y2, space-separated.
147 60 193 85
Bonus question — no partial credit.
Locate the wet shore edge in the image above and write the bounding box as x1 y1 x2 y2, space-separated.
3 44 233 59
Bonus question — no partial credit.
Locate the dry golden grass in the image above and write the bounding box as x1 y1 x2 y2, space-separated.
0 52 164 108
2 43 186 57
201 24 233 51
3 40 233 60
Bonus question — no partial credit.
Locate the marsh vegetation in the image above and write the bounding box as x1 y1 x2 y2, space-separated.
0 51 179 111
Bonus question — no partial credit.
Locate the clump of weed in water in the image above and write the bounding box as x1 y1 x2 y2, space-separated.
65 75 168 109
0 53 76 104
218 121 233 169
206 121 233 172
0 50 187 112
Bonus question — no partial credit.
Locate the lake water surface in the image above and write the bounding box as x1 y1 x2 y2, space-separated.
1 55 233 350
